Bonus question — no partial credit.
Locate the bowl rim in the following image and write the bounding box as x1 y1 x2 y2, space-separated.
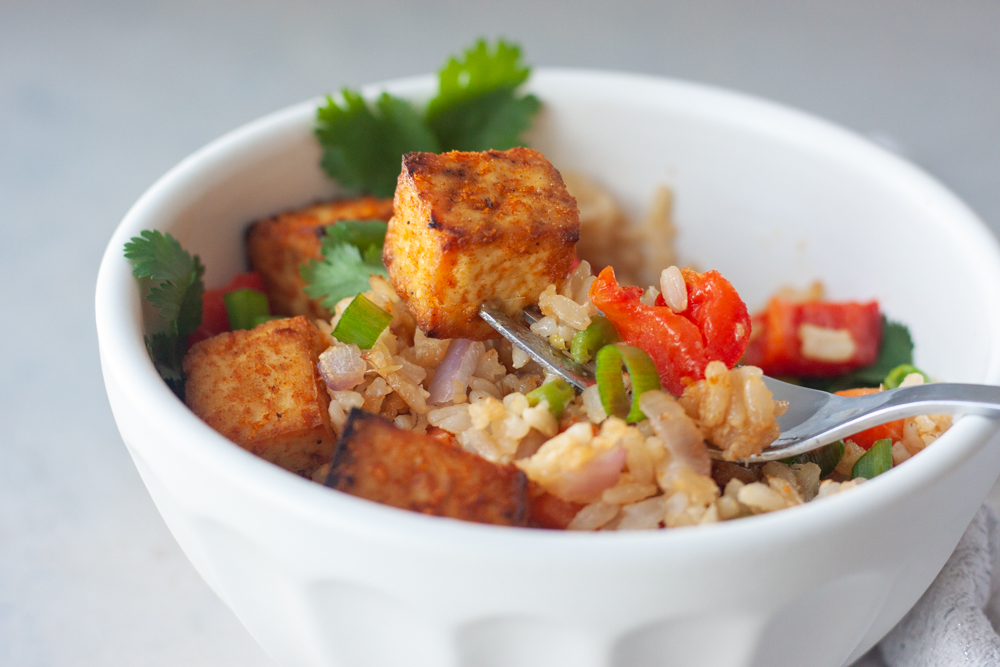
96 67 1000 555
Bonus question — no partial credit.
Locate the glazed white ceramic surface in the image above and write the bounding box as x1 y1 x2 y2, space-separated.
96 70 1000 667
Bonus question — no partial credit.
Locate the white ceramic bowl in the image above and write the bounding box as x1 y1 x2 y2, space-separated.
96 70 1000 667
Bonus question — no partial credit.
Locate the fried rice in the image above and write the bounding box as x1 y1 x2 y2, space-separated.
307 180 953 530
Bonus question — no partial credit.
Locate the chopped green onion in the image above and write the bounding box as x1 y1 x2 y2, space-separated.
595 345 630 420
851 438 893 479
224 289 271 331
526 378 575 419
251 314 283 328
883 363 930 389
783 440 845 478
570 316 621 364
332 294 393 349
594 344 662 423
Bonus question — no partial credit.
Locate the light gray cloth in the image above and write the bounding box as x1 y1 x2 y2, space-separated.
857 505 1000 666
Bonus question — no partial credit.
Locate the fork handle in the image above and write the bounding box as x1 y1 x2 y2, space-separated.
759 382 1000 462
872 382 1000 420
794 383 1000 445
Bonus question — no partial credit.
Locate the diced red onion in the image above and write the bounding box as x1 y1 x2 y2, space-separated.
639 390 711 476
427 339 485 404
318 344 366 391
549 446 627 503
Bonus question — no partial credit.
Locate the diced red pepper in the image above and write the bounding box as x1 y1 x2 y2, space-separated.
742 298 882 377
658 268 752 366
589 266 751 395
835 387 905 450
188 272 269 346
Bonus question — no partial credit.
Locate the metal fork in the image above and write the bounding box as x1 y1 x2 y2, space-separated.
479 303 1000 462
750 377 1000 462
478 303 595 390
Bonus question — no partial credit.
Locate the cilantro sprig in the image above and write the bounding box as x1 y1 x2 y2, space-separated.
426 39 541 152
301 220 389 310
315 38 540 197
317 92 439 197
124 230 205 398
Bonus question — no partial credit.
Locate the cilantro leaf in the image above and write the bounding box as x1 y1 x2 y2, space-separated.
124 230 200 283
302 244 388 310
425 38 541 151
124 230 205 341
801 318 914 392
316 90 440 197
144 332 187 399
433 39 532 103
428 89 541 152
145 271 205 339
124 230 205 399
302 221 390 310
314 38 541 194
323 219 389 258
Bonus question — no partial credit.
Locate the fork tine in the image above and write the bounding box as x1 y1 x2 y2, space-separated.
478 304 595 391
761 376 837 434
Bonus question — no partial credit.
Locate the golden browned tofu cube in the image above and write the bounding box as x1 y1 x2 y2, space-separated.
384 148 580 340
183 316 335 476
326 410 528 526
246 197 394 319
526 483 582 530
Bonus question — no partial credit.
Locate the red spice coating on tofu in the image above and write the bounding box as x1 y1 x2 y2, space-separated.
247 197 393 319
327 409 529 526
526 483 584 529
384 148 580 340
182 316 335 476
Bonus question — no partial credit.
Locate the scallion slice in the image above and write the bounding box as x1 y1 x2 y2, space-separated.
224 288 271 331
784 440 845 478
883 364 930 389
526 378 575 419
332 294 393 349
594 344 661 423
569 316 621 364
851 438 893 479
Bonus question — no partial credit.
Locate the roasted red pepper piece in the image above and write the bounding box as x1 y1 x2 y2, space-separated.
188 272 268 345
589 266 751 395
742 298 882 377
658 268 752 367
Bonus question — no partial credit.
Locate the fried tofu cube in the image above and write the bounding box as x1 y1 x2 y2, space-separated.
526 483 583 530
384 148 580 340
246 197 394 319
183 316 335 476
326 410 528 526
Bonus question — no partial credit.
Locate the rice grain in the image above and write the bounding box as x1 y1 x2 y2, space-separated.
660 266 688 313
568 502 620 531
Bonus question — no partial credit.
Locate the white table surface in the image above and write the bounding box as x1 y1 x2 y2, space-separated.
3 1 999 665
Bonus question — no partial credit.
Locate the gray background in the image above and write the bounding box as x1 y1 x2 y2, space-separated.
2 1 998 664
